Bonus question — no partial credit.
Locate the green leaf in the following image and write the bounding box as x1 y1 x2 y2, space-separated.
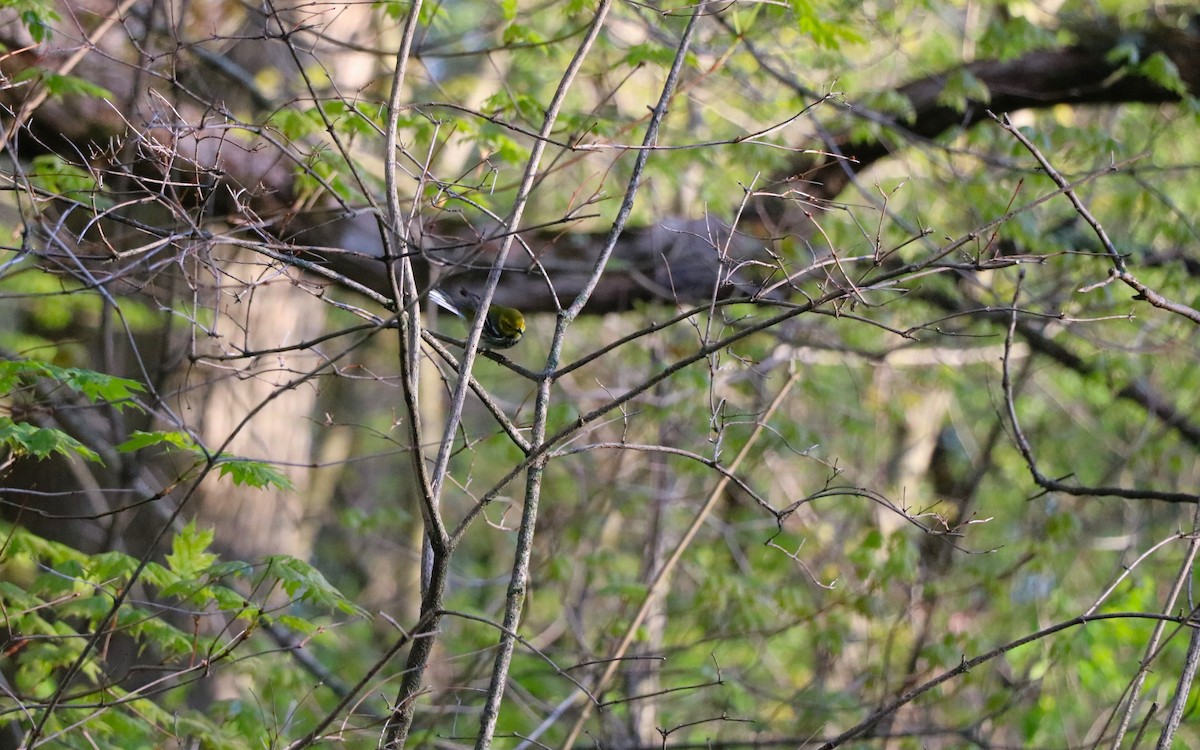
0 358 144 410
503 22 547 49
0 580 45 612
86 550 141 583
319 100 381 137
623 43 680 68
788 0 863 49
265 555 367 616
126 614 194 658
58 593 119 623
117 429 200 454
18 5 60 43
268 107 323 141
277 614 321 635
936 68 990 111
1137 51 1189 97
55 367 144 409
0 416 100 463
1105 39 1140 67
17 69 113 100
977 15 1058 59
165 521 220 580
139 561 176 589
470 123 529 168
0 361 24 394
1 523 87 569
215 456 294 491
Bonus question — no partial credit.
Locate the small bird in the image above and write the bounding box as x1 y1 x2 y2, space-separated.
428 287 526 350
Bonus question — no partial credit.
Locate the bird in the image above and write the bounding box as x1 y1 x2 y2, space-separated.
428 287 526 350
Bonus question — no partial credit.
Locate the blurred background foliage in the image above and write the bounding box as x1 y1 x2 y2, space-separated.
2 0 1200 747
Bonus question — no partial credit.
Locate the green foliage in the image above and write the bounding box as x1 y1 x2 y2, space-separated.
4 0 1200 746
268 106 324 141
164 521 220 581
295 147 368 205
320 99 383 137
1136 51 1191 97
935 68 991 111
118 431 295 491
621 42 699 70
976 14 1060 59
0 357 144 409
116 429 199 453
13 67 112 99
0 518 362 743
503 21 548 49
787 0 865 48
470 122 530 169
3 0 60 42
215 456 295 491
265 554 368 615
0 274 97 359
0 415 99 461
1100 32 1197 116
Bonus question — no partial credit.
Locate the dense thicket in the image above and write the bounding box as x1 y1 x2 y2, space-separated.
2 2 1200 748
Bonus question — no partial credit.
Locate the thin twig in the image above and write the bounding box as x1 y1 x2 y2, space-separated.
1155 609 1200 748
1095 508 1200 748
1001 278 1199 504
376 0 448 746
993 111 1200 326
817 612 1193 750
470 3 618 749
556 369 799 749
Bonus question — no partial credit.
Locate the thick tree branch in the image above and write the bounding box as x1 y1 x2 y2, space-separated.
5 11 1198 313
773 25 1200 215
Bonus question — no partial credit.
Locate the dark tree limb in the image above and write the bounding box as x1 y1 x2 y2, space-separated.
4 10 1198 312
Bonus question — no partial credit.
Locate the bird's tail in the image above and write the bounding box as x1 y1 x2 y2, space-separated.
428 288 465 318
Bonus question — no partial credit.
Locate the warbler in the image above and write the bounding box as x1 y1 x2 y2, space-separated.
429 287 526 350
